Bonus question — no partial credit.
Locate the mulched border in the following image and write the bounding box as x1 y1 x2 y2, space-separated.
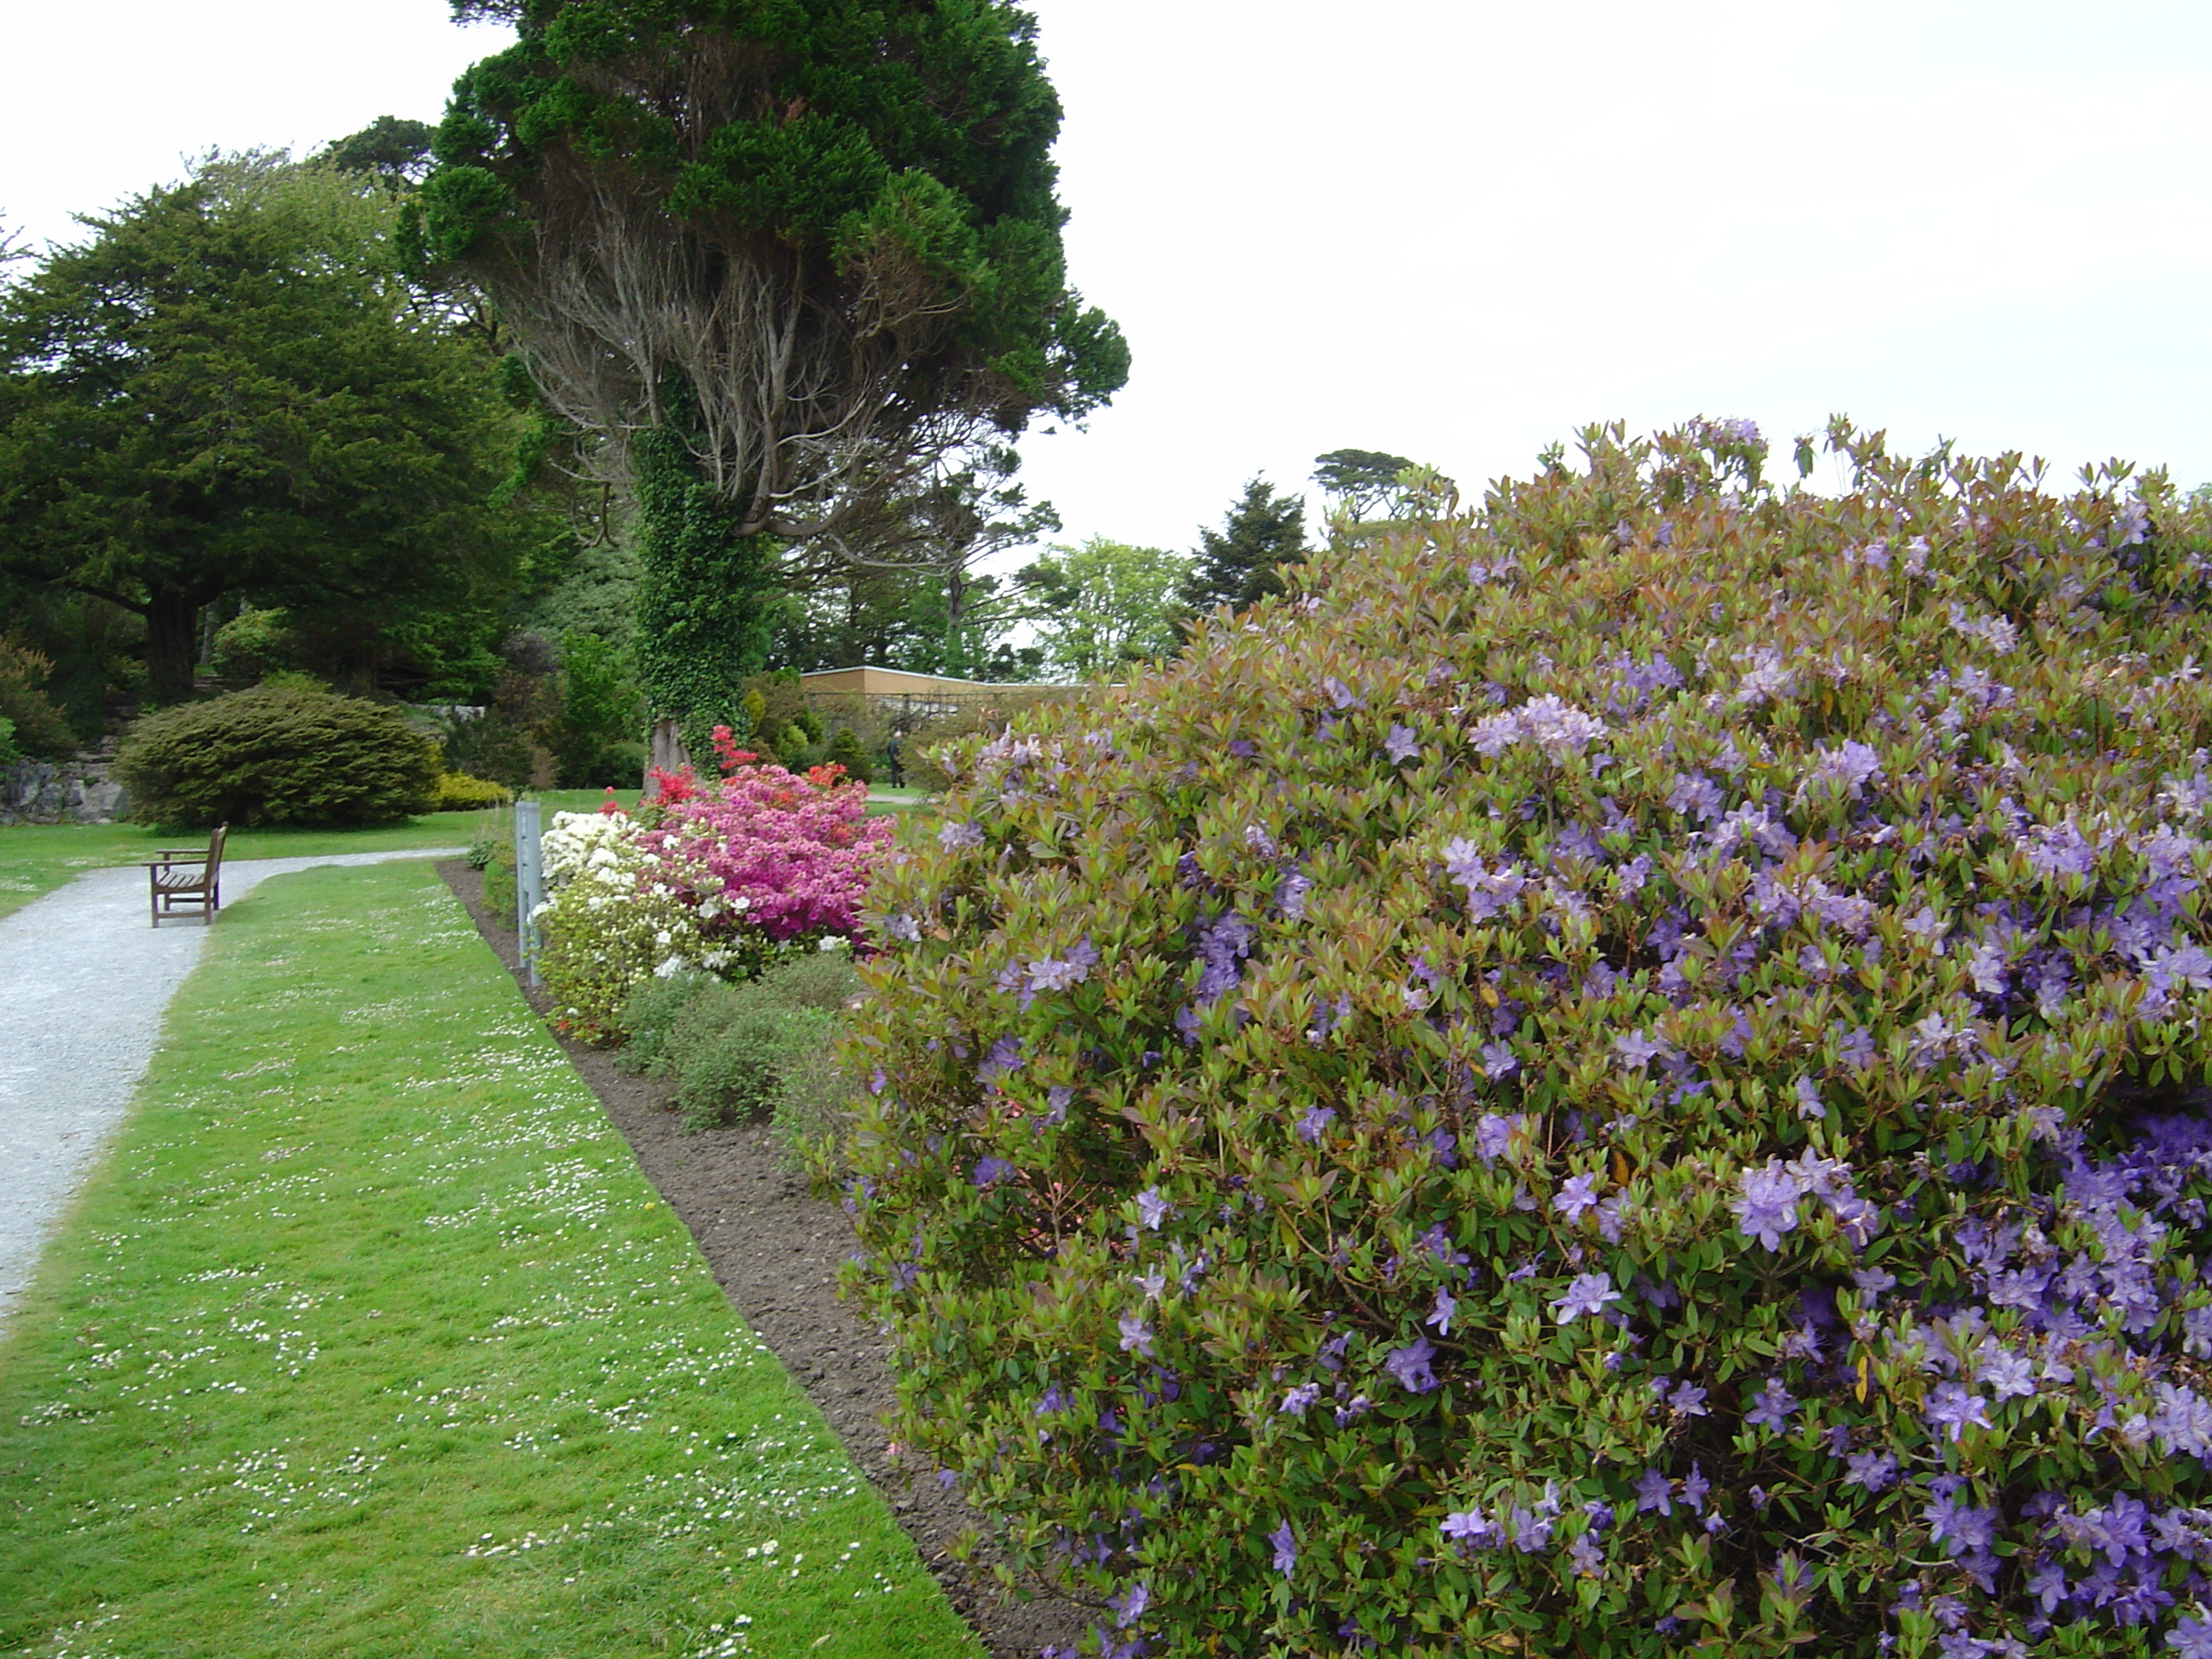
434 860 1086 1658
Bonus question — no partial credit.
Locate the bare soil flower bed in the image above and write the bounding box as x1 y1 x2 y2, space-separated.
439 859 1081 1659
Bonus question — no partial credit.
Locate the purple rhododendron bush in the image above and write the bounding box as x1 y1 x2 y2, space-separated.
842 419 2212 1658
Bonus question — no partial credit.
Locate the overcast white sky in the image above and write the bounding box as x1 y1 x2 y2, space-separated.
7 2 2211 556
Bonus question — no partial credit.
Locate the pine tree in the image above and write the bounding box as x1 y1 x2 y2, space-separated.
1177 479 1308 619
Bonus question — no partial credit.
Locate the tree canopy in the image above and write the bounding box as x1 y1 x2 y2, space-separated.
1312 446 1417 522
1177 476 1308 619
414 0 1130 539
1017 535 1187 678
0 153 535 703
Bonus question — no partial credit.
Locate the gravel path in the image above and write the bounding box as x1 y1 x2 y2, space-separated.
0 849 463 1330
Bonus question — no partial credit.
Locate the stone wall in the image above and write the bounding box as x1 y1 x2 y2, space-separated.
0 752 127 825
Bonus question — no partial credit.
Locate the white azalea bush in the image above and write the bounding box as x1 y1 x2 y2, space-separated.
534 809 751 1042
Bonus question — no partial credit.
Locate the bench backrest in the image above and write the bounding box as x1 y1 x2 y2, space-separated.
207 824 229 876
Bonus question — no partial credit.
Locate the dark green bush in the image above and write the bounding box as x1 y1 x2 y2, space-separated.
116 683 439 827
616 967 719 1075
846 421 2212 1657
825 725 872 783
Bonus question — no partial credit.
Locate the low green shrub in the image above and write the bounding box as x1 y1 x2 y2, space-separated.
115 684 439 828
846 420 2212 1657
669 1002 835 1129
616 967 719 1075
771 1041 866 1173
463 837 498 872
431 771 511 810
620 951 865 1130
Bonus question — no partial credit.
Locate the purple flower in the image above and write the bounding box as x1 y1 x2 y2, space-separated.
1746 1377 1797 1434
1117 1314 1154 1357
1295 1105 1336 1143
1441 840 1529 923
1136 1187 1169 1231
2170 1615 2212 1659
1441 1507 1502 1549
1385 1336 1440 1394
1680 1463 1710 1512
1731 1160 1804 1252
1279 1382 1319 1415
1566 1532 1604 1576
1634 1469 1673 1516
1109 1580 1150 1628
1613 1029 1667 1070
882 911 923 942
1842 1451 1897 1493
1924 1382 1992 1443
1553 1173 1602 1223
937 819 984 851
1550 1272 1621 1324
1025 938 1098 997
1481 1040 1518 1080
977 1036 1024 1084
973 1156 1016 1188
1669 1380 1709 1417
1427 1289 1458 1337
1268 1521 1296 1577
1924 1493 1996 1558
1384 724 1421 765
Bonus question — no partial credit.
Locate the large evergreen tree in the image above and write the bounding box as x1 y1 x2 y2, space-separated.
0 154 533 703
1177 477 1308 619
413 0 1128 753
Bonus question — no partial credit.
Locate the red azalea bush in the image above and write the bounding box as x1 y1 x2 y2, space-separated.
842 420 2212 1657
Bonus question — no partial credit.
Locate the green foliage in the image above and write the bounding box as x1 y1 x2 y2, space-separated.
622 951 864 1131
430 771 511 811
0 639 79 759
670 1003 838 1130
0 152 537 702
1018 536 1190 678
207 606 298 684
316 114 435 186
463 836 498 871
632 429 777 762
827 727 873 784
1311 446 1423 523
114 683 439 828
1176 476 1308 619
417 1 1128 548
550 630 644 786
0 714 16 766
845 420 2212 1656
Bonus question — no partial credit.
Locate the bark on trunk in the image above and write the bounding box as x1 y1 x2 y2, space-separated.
143 589 207 705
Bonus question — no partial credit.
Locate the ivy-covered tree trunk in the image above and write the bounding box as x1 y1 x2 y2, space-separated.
632 428 777 767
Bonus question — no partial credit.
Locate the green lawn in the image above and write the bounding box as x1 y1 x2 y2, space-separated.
0 790 640 923
0 859 977 1659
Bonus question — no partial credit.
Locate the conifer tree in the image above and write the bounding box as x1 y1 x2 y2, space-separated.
1177 478 1308 619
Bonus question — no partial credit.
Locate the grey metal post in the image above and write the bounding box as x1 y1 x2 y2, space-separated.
515 798 544 988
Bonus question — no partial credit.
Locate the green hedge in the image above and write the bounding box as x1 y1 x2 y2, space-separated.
116 684 439 827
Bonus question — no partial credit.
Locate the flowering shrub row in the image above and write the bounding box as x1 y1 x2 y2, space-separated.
534 748 891 1041
843 419 2212 1657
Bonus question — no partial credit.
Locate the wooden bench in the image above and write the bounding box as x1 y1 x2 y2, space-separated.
147 825 228 927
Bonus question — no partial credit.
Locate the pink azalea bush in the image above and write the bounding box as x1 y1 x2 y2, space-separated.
534 744 893 1040
643 756 894 946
